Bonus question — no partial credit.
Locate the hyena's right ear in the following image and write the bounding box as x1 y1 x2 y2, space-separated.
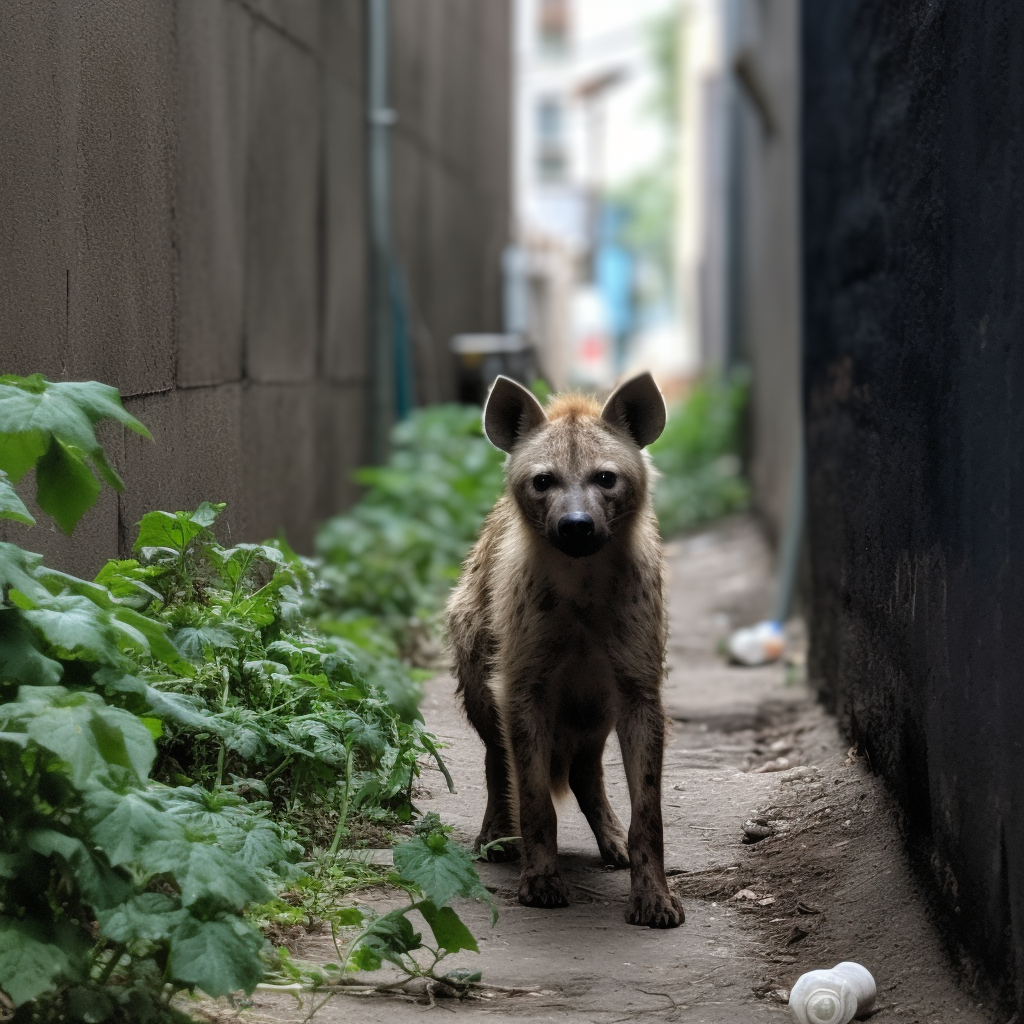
483 376 547 453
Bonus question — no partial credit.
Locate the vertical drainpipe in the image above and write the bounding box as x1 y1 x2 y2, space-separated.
724 0 746 370
367 0 395 464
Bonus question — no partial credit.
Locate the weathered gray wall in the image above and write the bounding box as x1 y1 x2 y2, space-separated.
1 0 511 575
735 0 802 547
803 0 1024 1011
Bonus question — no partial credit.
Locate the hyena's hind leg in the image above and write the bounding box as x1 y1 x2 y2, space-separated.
569 739 630 868
460 677 519 861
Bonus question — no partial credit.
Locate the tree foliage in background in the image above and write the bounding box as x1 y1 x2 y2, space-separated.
606 4 682 320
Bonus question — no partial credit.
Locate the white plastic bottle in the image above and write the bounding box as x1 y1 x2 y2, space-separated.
788 962 876 1024
727 619 785 666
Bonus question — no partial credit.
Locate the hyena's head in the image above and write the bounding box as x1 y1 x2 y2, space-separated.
483 373 666 558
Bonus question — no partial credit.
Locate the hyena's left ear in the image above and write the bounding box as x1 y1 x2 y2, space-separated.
600 371 667 448
484 375 548 453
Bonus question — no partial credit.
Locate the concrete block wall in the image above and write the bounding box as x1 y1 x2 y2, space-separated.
0 0 512 578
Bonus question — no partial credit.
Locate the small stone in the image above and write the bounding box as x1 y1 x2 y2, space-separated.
742 821 774 842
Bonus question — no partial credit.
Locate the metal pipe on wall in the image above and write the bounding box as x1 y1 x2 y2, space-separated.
366 0 395 464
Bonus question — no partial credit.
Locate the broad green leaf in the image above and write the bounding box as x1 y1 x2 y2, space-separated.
93 559 165 601
0 542 50 603
414 900 478 954
66 987 114 1024
27 576 192 675
134 510 204 554
133 503 225 554
0 429 48 483
35 437 102 535
91 445 124 491
168 915 264 996
0 610 63 687
237 820 293 874
342 712 386 756
140 686 212 731
0 471 33 525
110 606 193 675
140 717 163 739
334 907 364 928
144 838 270 909
96 893 188 944
347 945 382 972
0 378 147 486
392 834 493 913
12 689 155 788
189 501 226 528
84 789 179 866
26 830 132 911
0 918 78 1006
88 702 157 781
22 595 122 665
356 908 421 969
50 380 150 437
171 625 237 662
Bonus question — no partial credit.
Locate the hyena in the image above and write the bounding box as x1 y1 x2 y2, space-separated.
445 372 684 928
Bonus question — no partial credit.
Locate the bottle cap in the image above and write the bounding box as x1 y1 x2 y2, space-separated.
804 988 844 1022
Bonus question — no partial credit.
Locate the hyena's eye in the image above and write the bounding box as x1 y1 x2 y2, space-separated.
533 474 555 492
595 471 617 489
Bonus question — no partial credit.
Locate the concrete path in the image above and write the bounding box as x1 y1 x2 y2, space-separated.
245 519 1003 1024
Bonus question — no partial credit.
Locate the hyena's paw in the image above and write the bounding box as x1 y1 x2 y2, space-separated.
598 834 630 869
626 886 685 928
475 828 520 862
518 871 571 908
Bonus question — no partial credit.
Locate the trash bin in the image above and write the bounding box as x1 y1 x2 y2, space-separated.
450 334 540 405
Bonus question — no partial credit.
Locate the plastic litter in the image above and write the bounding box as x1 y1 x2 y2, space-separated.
788 962 876 1024
727 619 785 666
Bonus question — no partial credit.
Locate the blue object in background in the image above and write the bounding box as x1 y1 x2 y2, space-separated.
594 203 636 370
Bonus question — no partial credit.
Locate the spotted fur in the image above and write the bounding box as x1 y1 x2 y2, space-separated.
445 373 684 928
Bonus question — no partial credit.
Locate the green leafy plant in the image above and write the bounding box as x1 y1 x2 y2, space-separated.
2 375 494 1018
0 375 150 534
0 383 298 1021
315 404 504 658
649 373 750 537
97 500 453 847
265 815 494 1009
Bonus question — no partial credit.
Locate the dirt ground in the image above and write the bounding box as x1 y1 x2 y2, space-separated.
238 519 1006 1024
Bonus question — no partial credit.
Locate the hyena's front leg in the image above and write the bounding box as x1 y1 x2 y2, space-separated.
569 739 630 868
617 691 684 928
507 694 570 908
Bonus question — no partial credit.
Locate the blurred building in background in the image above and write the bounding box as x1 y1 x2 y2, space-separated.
512 0 801 543
513 0 691 392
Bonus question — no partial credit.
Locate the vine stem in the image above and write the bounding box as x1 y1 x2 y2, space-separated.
95 943 127 986
327 746 355 856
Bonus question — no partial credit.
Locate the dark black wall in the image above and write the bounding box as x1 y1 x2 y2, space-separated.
803 1 1024 1009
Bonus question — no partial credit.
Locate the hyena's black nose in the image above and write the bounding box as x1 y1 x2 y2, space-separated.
558 512 595 540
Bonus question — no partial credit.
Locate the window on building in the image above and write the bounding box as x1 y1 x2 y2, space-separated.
535 96 567 182
538 0 570 54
